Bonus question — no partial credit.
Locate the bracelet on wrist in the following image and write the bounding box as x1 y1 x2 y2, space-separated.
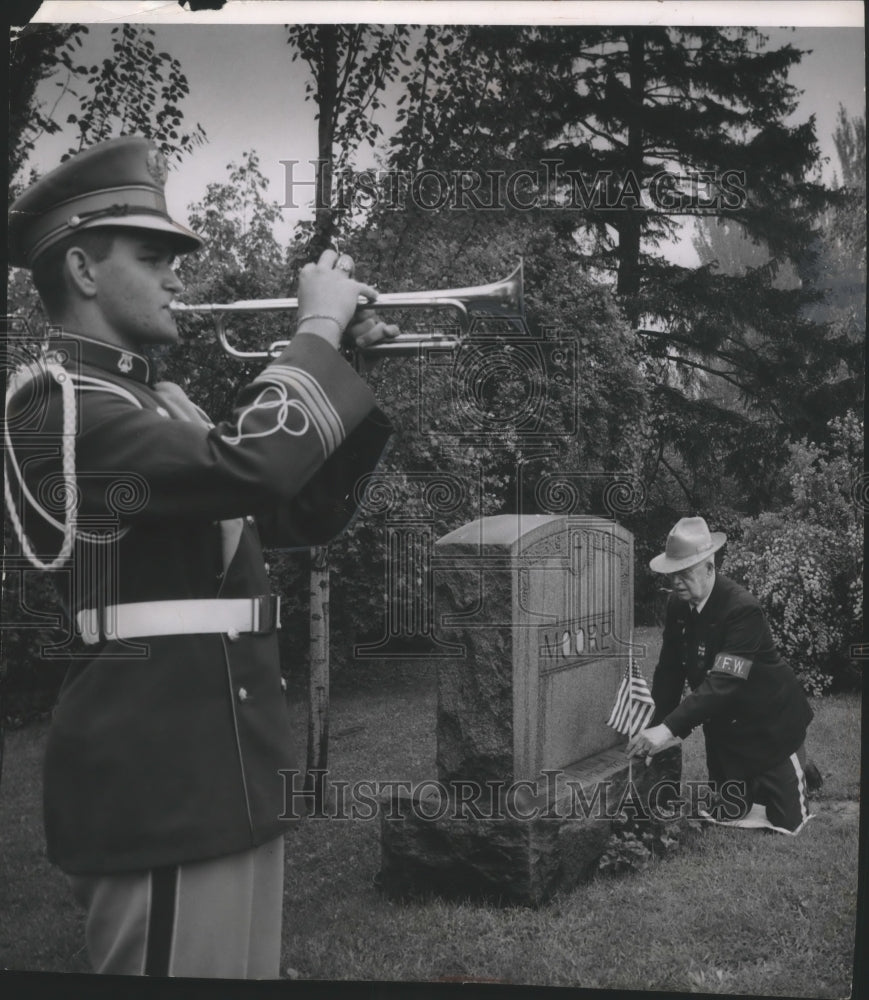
297 313 344 333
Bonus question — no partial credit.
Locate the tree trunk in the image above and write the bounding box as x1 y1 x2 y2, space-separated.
304 25 340 810
616 28 646 318
306 544 330 813
312 25 339 255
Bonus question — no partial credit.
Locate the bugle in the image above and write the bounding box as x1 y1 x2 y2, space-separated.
170 262 524 359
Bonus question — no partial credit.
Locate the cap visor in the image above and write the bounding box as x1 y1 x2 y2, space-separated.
78 214 203 254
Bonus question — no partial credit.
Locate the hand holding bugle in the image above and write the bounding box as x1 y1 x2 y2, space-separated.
170 262 524 359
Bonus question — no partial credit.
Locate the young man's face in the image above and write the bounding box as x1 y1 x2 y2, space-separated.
88 231 185 349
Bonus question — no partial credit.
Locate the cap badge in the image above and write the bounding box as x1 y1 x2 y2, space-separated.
118 352 134 374
146 146 168 186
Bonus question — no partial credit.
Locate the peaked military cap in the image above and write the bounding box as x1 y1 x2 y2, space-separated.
8 136 204 268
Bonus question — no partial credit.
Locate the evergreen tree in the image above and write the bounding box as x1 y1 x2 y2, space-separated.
788 107 866 439
385 25 838 514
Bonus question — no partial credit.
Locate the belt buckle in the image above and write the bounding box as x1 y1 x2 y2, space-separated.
251 595 280 634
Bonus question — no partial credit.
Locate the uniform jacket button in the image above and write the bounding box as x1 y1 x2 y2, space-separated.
227 627 240 642
237 686 249 702
246 515 255 525
280 677 287 692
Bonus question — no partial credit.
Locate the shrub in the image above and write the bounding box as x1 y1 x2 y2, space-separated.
723 413 862 695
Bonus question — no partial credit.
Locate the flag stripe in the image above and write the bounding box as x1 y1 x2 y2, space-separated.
607 663 655 737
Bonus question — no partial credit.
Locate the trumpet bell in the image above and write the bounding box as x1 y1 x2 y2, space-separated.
371 261 524 319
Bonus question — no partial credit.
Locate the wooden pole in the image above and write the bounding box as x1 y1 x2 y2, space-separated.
306 544 330 813
303 26 338 815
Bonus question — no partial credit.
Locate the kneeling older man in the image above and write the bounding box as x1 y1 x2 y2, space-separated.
628 517 814 834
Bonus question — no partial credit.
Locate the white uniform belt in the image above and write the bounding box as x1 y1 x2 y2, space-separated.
76 596 281 646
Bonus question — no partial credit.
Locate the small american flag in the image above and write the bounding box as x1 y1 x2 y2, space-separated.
607 661 656 737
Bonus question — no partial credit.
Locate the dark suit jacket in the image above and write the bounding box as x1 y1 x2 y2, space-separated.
651 574 812 778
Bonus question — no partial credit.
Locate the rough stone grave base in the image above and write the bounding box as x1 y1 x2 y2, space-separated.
379 746 682 907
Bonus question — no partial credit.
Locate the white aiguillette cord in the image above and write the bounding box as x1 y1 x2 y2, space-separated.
152 381 243 571
4 361 78 570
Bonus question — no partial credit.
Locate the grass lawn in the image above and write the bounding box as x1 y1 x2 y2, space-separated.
0 627 862 995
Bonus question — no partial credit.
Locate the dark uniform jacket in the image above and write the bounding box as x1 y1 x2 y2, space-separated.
651 574 812 779
5 331 391 875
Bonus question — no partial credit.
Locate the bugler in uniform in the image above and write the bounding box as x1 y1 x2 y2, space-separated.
6 136 394 976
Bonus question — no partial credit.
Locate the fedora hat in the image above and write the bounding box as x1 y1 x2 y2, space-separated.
8 136 203 269
649 516 726 574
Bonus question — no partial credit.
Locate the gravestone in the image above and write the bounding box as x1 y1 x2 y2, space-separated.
379 514 681 905
435 514 632 783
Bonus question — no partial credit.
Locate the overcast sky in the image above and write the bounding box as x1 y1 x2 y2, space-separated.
20 10 866 265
